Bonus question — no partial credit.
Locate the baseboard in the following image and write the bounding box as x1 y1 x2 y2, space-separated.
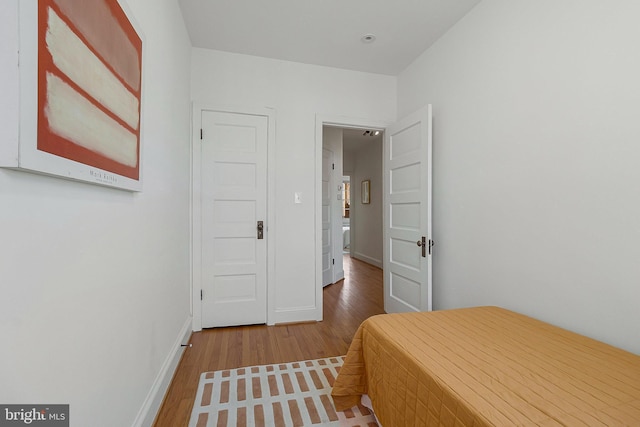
353 252 382 269
132 316 192 427
272 306 321 324
333 269 345 284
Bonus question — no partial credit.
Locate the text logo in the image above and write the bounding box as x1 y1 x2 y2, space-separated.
0 405 68 427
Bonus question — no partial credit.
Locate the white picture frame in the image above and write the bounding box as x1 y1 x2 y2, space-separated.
1 0 145 191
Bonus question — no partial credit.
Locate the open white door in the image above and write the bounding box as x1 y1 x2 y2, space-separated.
321 148 334 287
383 105 433 313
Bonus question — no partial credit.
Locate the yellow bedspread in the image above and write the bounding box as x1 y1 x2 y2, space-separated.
331 306 640 426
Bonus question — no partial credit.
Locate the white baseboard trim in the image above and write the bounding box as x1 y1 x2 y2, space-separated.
333 269 345 284
272 306 321 324
353 252 382 269
132 316 192 427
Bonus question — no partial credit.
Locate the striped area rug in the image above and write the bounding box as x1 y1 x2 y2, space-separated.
189 356 378 427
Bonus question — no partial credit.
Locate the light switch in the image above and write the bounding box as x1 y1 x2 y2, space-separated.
294 192 302 204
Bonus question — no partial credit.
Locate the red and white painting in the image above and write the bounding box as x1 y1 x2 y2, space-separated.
37 0 143 185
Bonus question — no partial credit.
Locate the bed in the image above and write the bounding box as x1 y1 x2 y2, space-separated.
331 306 640 426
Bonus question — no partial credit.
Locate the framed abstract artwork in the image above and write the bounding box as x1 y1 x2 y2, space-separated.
1 0 144 191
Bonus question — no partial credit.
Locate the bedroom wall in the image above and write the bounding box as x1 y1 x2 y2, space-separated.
351 139 383 268
191 48 396 322
0 0 192 425
397 0 640 354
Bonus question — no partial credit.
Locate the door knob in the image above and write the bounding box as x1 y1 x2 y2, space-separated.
257 221 264 239
417 236 426 257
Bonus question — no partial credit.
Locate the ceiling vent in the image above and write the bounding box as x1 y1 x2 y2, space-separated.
360 34 376 44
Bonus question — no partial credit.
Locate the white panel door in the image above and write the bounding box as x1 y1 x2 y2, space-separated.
201 111 268 327
384 105 433 313
322 148 334 287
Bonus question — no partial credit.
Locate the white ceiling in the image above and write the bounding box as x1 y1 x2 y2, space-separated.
342 128 382 154
178 0 481 76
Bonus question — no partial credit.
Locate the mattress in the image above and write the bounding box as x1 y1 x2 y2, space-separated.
331 306 640 426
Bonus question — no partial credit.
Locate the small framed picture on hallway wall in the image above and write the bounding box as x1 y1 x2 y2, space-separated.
361 179 370 204
1 0 144 191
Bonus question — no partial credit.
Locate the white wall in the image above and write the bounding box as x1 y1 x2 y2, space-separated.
191 48 396 322
351 140 383 267
0 1 18 164
343 150 355 176
0 0 193 425
398 0 640 354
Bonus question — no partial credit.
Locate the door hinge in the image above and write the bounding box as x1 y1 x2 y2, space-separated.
332 163 335 170
332 258 335 265
200 289 203 300
429 239 435 255
200 129 203 140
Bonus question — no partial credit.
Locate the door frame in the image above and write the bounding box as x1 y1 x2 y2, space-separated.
314 115 389 319
192 104 276 331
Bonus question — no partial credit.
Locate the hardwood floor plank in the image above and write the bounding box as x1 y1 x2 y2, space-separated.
153 255 383 427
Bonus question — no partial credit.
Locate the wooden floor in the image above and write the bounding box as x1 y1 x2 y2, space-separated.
153 255 384 427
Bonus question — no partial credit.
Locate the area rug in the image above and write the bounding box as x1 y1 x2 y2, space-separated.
188 356 378 427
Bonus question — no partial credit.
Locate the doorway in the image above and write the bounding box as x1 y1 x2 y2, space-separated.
342 128 383 269
315 105 433 317
316 116 387 313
